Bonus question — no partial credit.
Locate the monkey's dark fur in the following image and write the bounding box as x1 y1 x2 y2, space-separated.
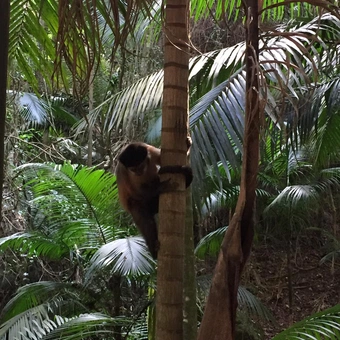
116 142 192 258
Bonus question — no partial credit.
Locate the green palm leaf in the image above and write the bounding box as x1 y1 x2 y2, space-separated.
196 184 272 255
0 304 52 340
0 281 103 340
85 236 155 282
0 308 119 340
238 286 275 322
1 282 75 322
10 0 58 92
198 275 274 322
73 70 164 137
15 163 120 250
0 232 69 260
42 313 122 340
15 92 49 126
190 0 336 22
311 80 340 167
265 184 319 211
272 304 340 339
195 226 228 258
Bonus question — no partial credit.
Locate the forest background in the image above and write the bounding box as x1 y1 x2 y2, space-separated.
0 0 340 339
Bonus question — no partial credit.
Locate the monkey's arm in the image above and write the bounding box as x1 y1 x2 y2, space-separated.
147 145 161 165
158 165 193 188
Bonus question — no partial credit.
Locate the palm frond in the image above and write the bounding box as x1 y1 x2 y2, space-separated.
202 187 240 214
190 0 337 22
16 92 49 126
85 236 155 283
238 286 275 322
15 163 120 249
320 250 340 265
0 232 69 260
317 167 340 190
196 184 272 255
7 91 79 128
0 308 119 340
10 0 58 92
0 281 125 340
265 184 319 212
1 282 75 322
0 304 52 340
197 274 274 322
42 313 123 340
74 14 340 189
310 83 340 167
190 70 245 182
195 226 228 258
72 70 164 138
272 304 340 339
129 318 149 340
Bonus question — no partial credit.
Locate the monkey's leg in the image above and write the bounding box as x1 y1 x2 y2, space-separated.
130 206 159 259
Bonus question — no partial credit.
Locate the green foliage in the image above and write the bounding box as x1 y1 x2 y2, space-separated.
76 13 340 212
190 0 334 22
195 226 228 258
0 308 121 340
10 0 58 92
15 162 119 245
0 162 156 339
0 280 124 339
272 304 340 339
197 274 274 324
0 232 69 260
5 1 340 339
1 282 76 322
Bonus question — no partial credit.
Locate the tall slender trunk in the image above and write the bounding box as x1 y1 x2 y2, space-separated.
183 190 197 340
155 0 190 339
197 0 260 338
0 1 10 219
109 275 122 340
87 66 94 167
287 239 293 316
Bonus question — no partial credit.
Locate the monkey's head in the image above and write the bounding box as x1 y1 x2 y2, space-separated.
118 143 149 174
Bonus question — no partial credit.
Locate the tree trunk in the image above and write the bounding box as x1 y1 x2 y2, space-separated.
87 66 94 167
0 0 10 219
183 190 197 340
109 275 122 340
155 0 190 339
197 0 260 338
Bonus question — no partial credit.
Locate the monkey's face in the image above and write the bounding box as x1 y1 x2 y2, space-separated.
129 158 148 176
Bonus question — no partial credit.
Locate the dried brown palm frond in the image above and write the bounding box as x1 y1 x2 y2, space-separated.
54 0 155 100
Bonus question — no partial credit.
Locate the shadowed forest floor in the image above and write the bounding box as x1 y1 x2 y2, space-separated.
245 239 340 339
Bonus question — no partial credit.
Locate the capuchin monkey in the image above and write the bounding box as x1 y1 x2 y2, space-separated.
116 141 193 258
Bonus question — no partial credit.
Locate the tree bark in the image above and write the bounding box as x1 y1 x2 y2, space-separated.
197 0 260 338
155 0 190 339
0 0 10 219
107 275 122 340
87 66 94 167
183 190 197 340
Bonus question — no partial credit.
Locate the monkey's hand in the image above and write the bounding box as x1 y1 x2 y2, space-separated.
159 165 193 188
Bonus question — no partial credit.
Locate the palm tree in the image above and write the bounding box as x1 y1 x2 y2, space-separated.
0 0 10 220
197 0 260 336
155 0 191 339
